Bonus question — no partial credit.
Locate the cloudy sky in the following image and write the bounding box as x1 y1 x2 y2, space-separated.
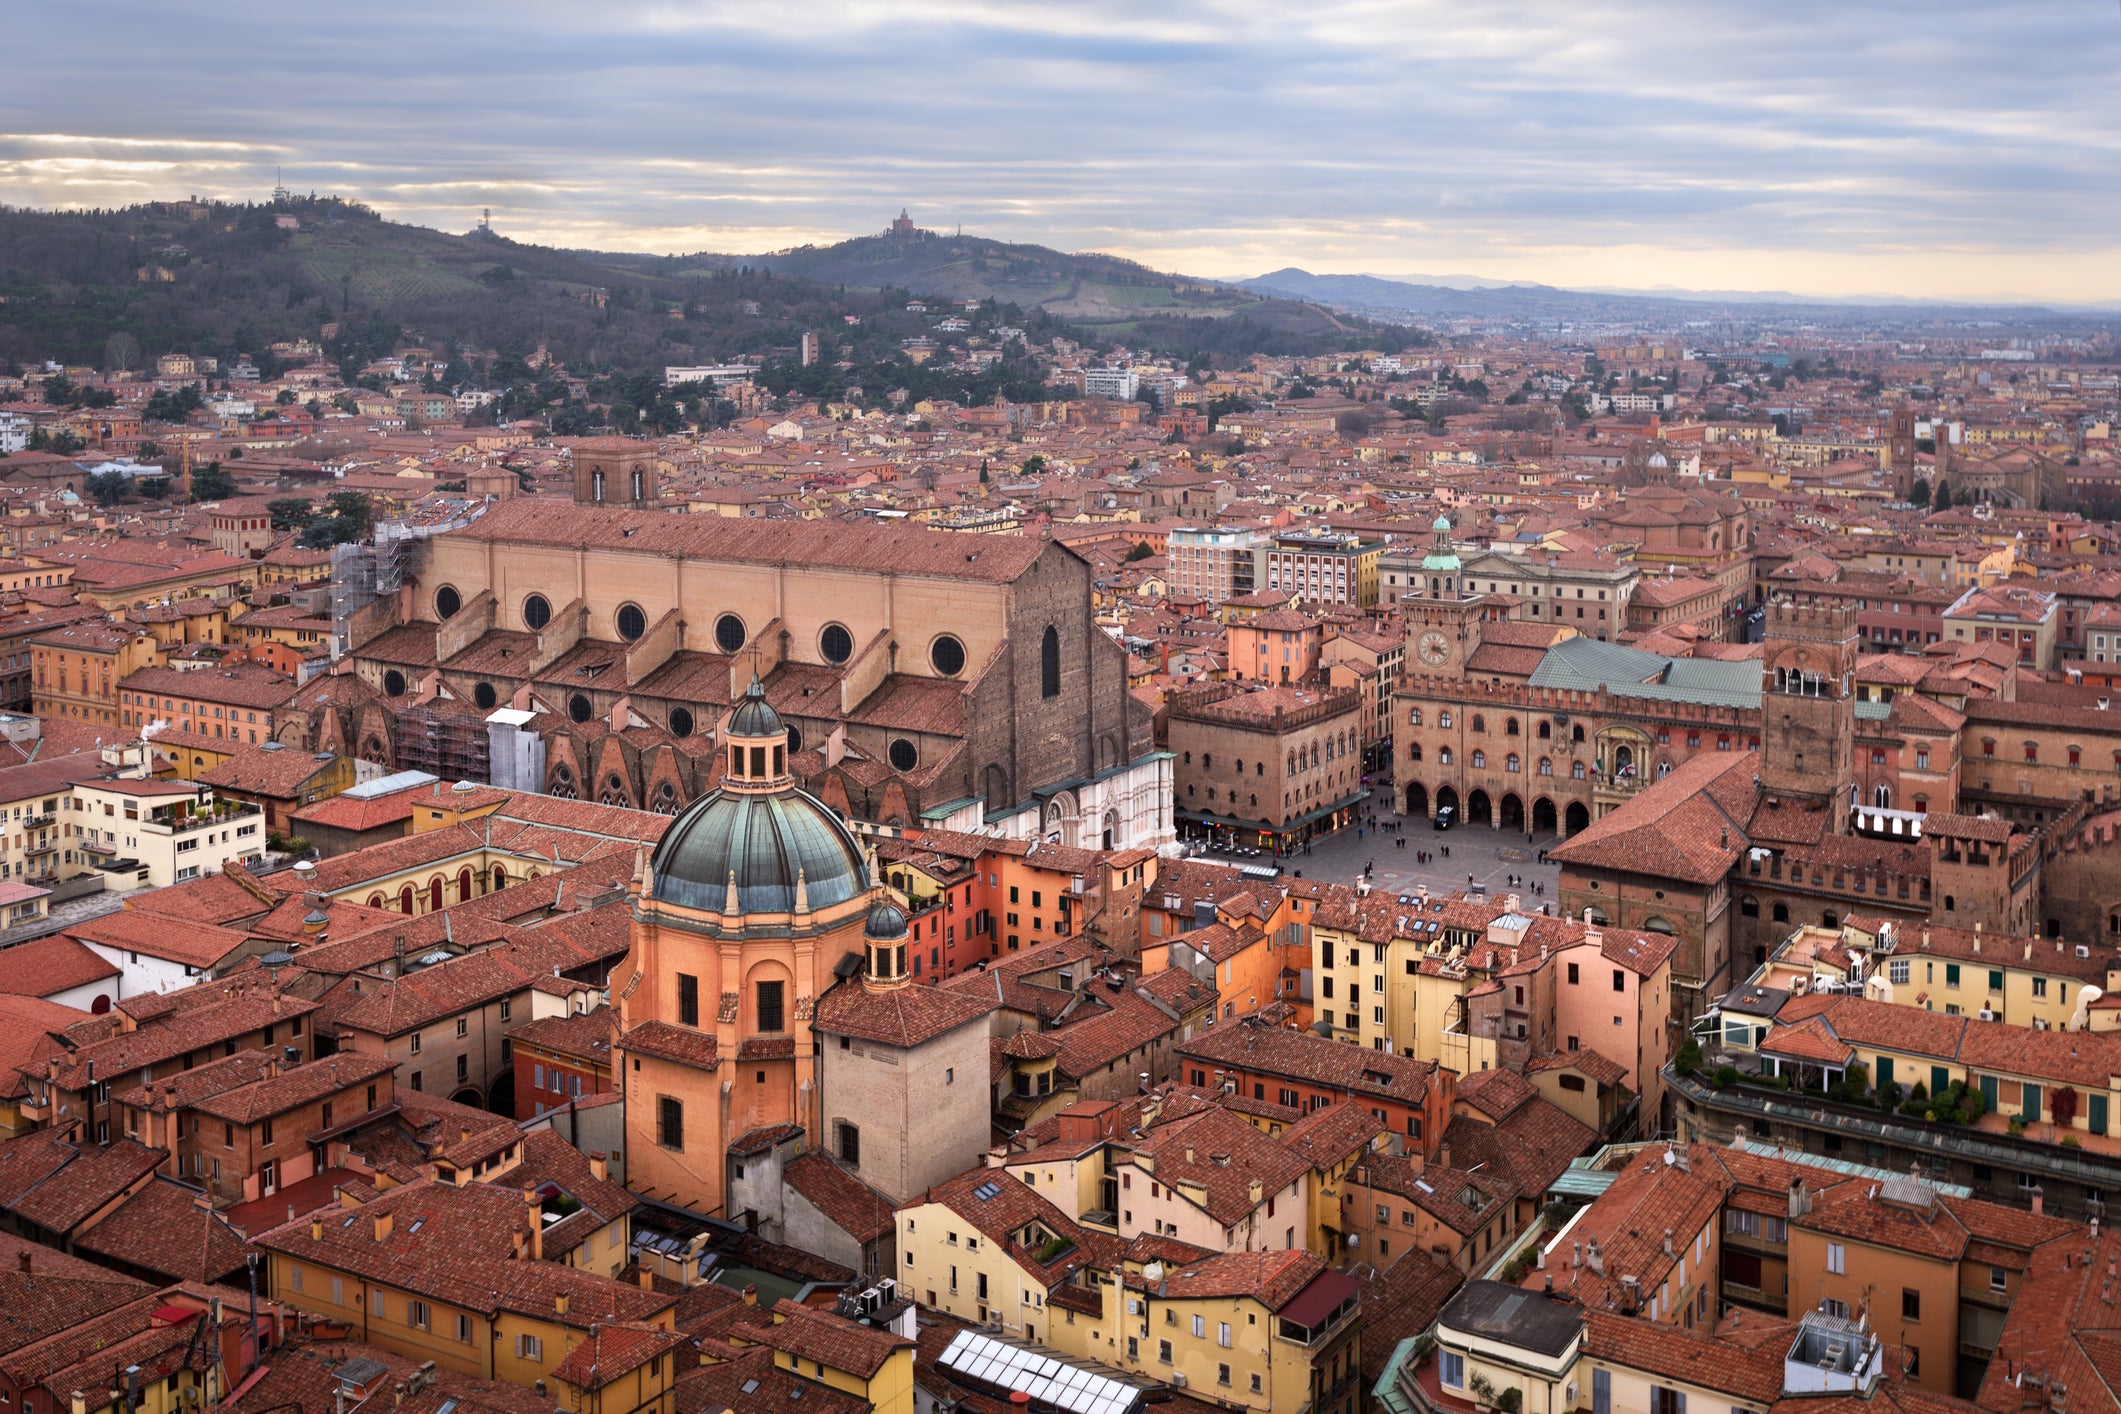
6 1 2118 302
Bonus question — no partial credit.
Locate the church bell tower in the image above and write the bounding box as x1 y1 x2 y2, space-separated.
573 438 659 508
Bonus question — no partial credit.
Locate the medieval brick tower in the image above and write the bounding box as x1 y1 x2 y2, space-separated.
572 437 659 508
1887 406 1918 501
1759 598 1858 832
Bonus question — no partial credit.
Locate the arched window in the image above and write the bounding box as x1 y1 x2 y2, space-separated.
492 866 508 891
458 867 474 902
428 877 444 912
1408 744 1423 762
1571 724 1585 743
398 885 415 916
1772 902 1789 923
1538 758 1552 776
1472 715 1486 734
1874 784 1891 809
1822 911 1839 929
1643 917 1675 935
1409 708 1423 727
368 894 385 909
1740 896 1759 918
1538 720 1551 739
1040 626 1061 699
1506 754 1520 773
1439 748 1453 765
1506 717 1520 736
1440 711 1453 729
1572 761 1586 780
1471 750 1485 769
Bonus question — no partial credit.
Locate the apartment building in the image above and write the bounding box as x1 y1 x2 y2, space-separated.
115 1050 397 1204
255 1178 678 1392
0 753 100 889
335 947 596 1111
70 777 264 889
1164 526 1262 605
510 1008 616 1121
1094 1251 1361 1414
1175 1020 1455 1155
31 619 162 726
1263 531 1382 608
116 662 302 743
19 980 319 1145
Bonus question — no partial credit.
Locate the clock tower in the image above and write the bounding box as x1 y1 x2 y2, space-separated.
1408 514 1484 676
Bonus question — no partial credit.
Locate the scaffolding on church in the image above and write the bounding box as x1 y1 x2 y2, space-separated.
391 703 490 784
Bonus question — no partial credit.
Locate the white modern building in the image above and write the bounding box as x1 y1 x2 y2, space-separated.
71 777 264 892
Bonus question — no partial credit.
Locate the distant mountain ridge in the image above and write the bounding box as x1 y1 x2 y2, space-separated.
1239 266 2104 323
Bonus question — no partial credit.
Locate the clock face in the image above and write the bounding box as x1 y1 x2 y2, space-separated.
1418 631 1450 667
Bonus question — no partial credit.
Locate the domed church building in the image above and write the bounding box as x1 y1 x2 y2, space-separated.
613 678 939 1217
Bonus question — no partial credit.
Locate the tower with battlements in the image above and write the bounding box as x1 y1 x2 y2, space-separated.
1759 598 1858 830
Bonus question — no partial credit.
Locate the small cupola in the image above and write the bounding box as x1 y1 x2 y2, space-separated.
863 899 911 987
723 676 791 793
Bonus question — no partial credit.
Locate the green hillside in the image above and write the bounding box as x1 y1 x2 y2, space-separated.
0 199 1413 377
632 228 1417 357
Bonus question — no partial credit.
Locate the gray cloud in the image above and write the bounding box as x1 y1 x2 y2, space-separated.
3 0 2117 299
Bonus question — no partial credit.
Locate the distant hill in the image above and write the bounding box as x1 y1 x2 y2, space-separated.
0 197 788 372
0 202 1416 373
1240 267 2095 327
644 229 1421 357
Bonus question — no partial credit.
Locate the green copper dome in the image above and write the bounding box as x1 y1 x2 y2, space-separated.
649 786 868 915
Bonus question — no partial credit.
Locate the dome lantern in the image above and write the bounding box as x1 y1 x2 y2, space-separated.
723 675 790 793
646 672 868 920
863 899 911 987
